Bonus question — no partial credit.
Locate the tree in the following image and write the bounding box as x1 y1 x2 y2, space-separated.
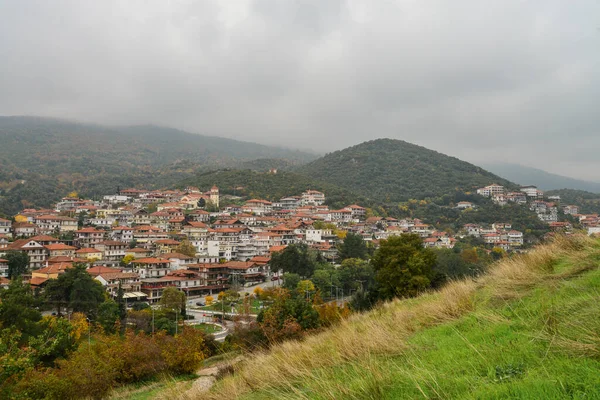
4 251 29 279
197 198 206 208
0 279 42 340
282 273 301 290
160 287 186 316
121 254 135 266
44 264 105 318
311 268 339 299
371 234 437 300
175 240 197 257
97 300 120 334
297 280 315 295
338 258 374 292
337 233 368 261
270 243 322 278
205 295 214 306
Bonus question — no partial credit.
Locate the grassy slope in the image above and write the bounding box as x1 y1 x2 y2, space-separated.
195 236 600 399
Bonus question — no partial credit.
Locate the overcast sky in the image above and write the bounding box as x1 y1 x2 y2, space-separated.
1 1 599 179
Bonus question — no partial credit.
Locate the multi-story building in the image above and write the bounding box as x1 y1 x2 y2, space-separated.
301 190 326 206
75 227 105 248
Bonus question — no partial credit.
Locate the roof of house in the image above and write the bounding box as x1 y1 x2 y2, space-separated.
87 266 123 276
44 243 77 251
132 257 170 265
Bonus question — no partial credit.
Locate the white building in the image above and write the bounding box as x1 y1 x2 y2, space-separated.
301 190 326 206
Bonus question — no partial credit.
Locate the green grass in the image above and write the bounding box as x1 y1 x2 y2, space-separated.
200 236 600 399
200 298 264 314
193 323 223 335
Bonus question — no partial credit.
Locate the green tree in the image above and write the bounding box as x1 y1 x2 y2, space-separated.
371 234 437 300
311 269 340 299
338 258 374 292
282 273 301 290
270 243 322 278
97 300 120 334
44 264 105 318
4 251 29 279
0 279 42 340
337 233 368 261
160 287 186 316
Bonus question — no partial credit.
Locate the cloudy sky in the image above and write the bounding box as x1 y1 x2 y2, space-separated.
1 1 599 179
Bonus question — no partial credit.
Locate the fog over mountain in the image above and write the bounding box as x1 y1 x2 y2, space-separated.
1 1 599 179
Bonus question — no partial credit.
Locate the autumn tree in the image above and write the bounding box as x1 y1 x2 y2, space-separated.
175 240 197 257
371 234 437 300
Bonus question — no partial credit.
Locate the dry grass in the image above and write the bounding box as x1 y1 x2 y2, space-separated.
191 235 597 400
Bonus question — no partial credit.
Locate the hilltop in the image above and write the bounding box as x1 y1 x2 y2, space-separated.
189 235 600 399
0 116 316 215
297 139 514 203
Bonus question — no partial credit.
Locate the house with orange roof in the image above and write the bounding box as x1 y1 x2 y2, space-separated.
243 199 273 215
32 263 73 279
130 257 171 279
75 247 103 260
75 227 105 248
12 222 37 237
95 272 142 298
301 190 326 206
34 215 77 234
125 247 153 259
6 238 47 269
44 243 77 258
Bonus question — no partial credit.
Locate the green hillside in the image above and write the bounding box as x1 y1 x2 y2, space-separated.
0 116 316 215
297 139 514 202
197 235 600 399
546 189 600 214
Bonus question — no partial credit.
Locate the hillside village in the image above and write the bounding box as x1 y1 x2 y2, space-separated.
0 182 592 305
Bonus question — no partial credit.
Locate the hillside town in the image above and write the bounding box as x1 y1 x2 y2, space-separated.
0 183 590 305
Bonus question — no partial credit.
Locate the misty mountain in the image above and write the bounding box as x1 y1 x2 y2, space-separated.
0 116 316 215
481 163 600 193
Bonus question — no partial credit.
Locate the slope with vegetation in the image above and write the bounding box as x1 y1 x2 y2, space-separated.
483 162 600 193
176 169 372 210
194 235 600 399
0 116 316 215
297 139 514 203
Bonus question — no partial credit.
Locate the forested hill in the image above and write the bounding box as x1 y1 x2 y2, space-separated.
0 116 316 215
296 139 514 202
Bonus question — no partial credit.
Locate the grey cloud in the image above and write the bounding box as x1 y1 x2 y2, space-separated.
0 0 599 180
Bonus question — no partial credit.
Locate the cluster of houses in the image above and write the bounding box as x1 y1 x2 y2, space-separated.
476 184 582 225
2 180 576 302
